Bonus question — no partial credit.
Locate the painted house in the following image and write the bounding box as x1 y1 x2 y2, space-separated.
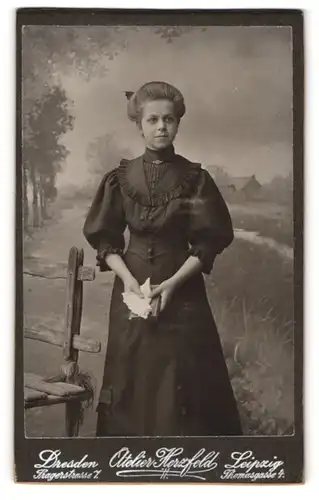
218 175 262 200
204 165 262 200
229 175 262 197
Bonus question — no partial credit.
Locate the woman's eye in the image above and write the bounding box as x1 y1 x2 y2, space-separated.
165 116 175 123
148 117 157 124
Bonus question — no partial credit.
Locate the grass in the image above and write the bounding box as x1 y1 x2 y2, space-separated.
206 238 294 435
229 202 293 247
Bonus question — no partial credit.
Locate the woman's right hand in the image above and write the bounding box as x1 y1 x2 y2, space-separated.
123 276 144 298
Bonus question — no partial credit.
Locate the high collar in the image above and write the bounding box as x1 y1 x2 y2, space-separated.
143 145 176 164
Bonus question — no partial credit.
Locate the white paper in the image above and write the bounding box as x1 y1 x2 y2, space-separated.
122 277 153 319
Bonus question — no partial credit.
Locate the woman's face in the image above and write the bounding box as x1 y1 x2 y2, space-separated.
139 99 179 150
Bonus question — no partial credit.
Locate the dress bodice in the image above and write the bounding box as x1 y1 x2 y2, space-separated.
83 148 234 276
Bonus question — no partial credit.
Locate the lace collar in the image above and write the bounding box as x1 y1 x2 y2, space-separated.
117 154 201 207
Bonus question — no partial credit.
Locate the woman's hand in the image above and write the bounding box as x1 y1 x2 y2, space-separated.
148 279 176 312
123 276 144 298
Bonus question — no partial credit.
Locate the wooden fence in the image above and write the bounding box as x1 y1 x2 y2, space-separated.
24 246 101 437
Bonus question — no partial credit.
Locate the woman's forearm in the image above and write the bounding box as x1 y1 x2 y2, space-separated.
105 254 134 283
105 253 203 289
167 255 203 289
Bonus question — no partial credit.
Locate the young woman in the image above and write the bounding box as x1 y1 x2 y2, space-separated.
83 81 242 436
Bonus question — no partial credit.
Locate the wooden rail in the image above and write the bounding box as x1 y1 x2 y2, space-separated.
25 372 86 397
24 326 101 353
24 247 98 437
24 384 92 409
23 265 95 281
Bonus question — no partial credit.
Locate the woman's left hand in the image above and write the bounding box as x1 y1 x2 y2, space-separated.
149 279 176 312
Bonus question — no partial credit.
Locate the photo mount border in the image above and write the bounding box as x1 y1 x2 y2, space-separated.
15 8 304 484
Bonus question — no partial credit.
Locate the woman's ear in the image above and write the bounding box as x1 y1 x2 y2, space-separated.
136 122 144 138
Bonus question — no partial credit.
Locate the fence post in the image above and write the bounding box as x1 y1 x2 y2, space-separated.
63 247 84 437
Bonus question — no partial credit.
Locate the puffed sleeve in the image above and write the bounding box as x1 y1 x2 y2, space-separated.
188 169 234 274
83 169 126 271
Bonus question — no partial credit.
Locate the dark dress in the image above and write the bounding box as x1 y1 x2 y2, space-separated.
83 146 242 436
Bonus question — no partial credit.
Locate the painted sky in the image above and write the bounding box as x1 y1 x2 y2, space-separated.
48 26 292 187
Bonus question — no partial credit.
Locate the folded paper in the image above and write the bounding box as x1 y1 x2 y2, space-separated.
122 278 153 319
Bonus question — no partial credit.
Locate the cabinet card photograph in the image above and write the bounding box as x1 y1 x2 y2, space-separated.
15 9 303 484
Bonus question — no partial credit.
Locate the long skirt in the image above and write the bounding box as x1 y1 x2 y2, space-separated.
95 249 242 437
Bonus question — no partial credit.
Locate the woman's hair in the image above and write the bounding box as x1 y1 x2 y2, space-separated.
127 81 186 123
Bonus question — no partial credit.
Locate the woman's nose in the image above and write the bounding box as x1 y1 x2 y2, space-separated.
157 120 166 130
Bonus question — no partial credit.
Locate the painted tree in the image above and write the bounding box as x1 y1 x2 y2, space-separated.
22 24 198 108
86 133 132 180
22 26 125 228
263 171 293 206
23 85 74 225
206 165 232 187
